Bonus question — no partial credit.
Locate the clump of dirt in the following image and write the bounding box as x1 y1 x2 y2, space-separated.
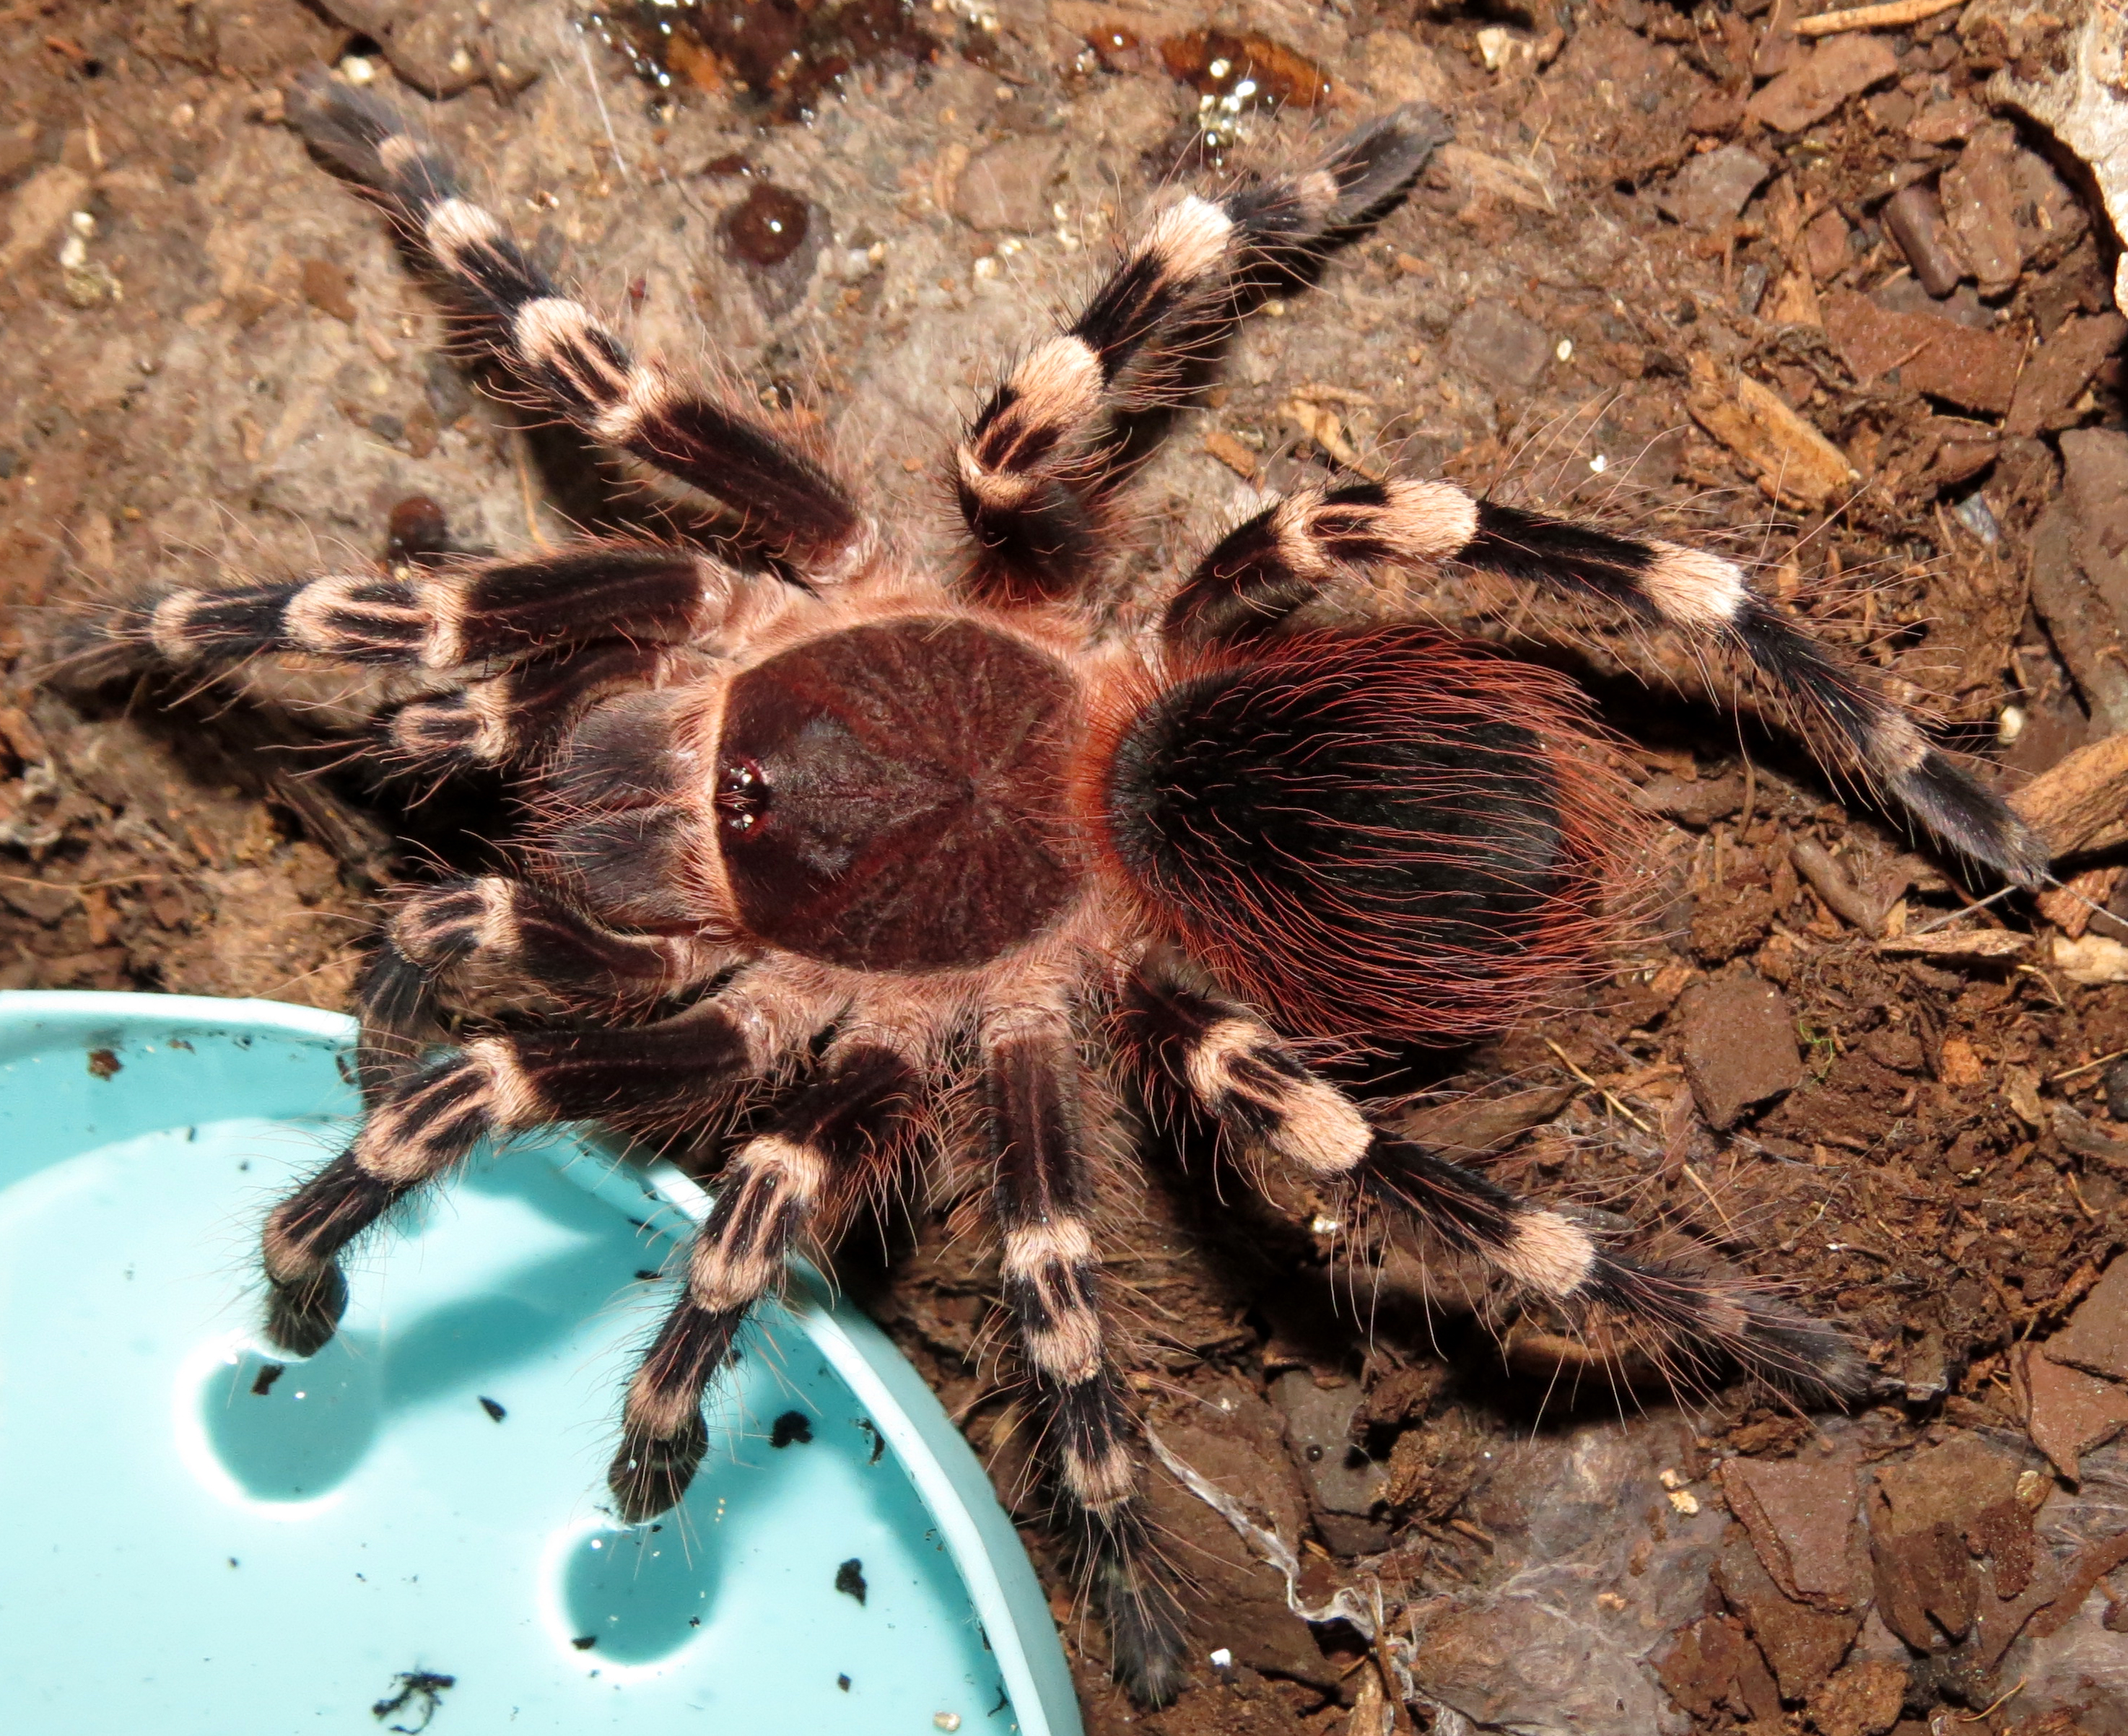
588 0 941 119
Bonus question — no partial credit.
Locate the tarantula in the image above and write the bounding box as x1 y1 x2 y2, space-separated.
108 78 2047 1706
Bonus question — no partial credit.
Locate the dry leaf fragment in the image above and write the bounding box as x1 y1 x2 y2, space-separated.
1283 399 1382 479
2053 933 2128 985
2036 865 2125 938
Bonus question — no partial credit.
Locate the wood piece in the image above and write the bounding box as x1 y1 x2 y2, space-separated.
1876 929 2031 959
1202 429 1259 479
2054 933 2128 984
1685 354 1856 508
1793 0 1965 35
2010 730 2128 856
1745 34 1899 131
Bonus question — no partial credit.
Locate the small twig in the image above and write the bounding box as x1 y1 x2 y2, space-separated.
1953 1677 2025 1721
567 19 631 183
0 871 188 894
1681 1164 1737 1236
512 438 550 549
2052 1044 2128 1083
1793 0 1963 36
1906 882 2018 936
1543 1038 1652 1132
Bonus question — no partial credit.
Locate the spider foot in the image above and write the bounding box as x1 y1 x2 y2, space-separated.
264 1264 349 1358
608 1415 710 1523
1093 1511 1191 1709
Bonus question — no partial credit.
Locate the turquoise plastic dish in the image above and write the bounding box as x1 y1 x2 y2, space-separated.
0 991 1081 1735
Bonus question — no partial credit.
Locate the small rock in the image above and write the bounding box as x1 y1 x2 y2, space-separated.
1270 1370 1390 1554
1803 204 1850 279
1805 1658 1908 1736
1435 144 1553 215
1447 301 1551 393
1908 91 1984 144
300 257 357 324
2006 312 2128 438
1713 1525 1861 1699
1361 31 1454 106
1877 269 1998 328
1717 1455 1863 1611
1658 145 1769 232
1920 414 2000 486
1685 87 1747 134
1881 182 1966 297
0 162 89 271
950 134 1061 234
1820 288 2022 414
1678 974 1802 1129
2016 1340 2128 1482
1940 122 2023 297
2044 1256 2128 1384
1752 0 1802 79
2106 1055 2128 1121
1745 35 1898 133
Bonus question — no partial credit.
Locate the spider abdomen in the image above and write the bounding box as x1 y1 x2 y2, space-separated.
717 617 1083 971
1101 629 1639 1044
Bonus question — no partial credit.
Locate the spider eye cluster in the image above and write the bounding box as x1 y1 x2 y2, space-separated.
715 758 769 834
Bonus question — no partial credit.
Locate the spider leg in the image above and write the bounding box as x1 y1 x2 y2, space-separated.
1121 969 1873 1401
1159 478 2050 886
954 108 1447 606
262 967 822 1357
124 543 738 673
291 77 865 572
385 643 691 773
357 874 741 1102
608 1037 920 1519
982 1004 1188 1708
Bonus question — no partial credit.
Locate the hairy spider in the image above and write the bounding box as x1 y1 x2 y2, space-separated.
105 77 2048 1708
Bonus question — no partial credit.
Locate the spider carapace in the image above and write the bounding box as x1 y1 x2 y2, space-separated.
107 75 2050 1706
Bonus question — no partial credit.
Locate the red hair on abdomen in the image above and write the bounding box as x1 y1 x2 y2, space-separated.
1089 628 1644 1045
